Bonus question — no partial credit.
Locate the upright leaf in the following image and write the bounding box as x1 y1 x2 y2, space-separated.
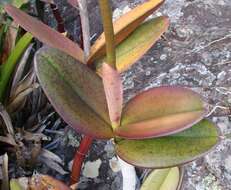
88 0 164 63
116 120 219 168
0 32 32 102
101 63 123 129
96 16 169 72
34 47 113 139
5 5 84 63
115 86 206 139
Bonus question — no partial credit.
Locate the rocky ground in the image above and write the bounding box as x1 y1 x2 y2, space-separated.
42 0 231 189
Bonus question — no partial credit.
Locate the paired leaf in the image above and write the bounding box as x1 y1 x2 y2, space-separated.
141 167 182 190
115 86 206 139
116 120 219 168
88 0 164 63
96 16 169 73
5 5 84 63
34 47 113 139
101 63 123 129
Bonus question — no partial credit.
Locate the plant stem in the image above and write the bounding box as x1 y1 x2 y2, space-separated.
70 135 93 185
98 0 116 68
50 4 65 33
78 0 91 61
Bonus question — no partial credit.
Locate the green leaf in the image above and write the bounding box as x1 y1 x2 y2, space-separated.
10 179 23 190
0 0 28 8
116 120 219 168
34 47 113 139
0 32 32 102
141 167 182 190
115 86 206 139
96 16 169 73
0 0 28 13
0 24 8 60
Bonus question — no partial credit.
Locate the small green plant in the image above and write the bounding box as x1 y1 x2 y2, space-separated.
0 1 33 104
5 0 220 189
0 32 32 102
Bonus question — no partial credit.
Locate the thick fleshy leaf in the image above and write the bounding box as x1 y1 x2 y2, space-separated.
96 16 169 72
141 167 182 190
101 63 123 128
88 0 164 63
115 86 206 139
5 5 84 63
116 120 219 168
34 47 113 139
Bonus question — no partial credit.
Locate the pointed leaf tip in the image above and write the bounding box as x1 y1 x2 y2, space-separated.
96 16 169 73
4 4 84 63
116 120 219 168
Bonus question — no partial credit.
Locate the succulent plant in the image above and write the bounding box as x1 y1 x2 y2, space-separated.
4 0 220 188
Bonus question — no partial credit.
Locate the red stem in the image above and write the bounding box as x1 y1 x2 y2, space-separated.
70 135 93 185
50 4 65 33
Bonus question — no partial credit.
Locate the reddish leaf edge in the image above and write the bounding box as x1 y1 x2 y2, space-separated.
34 47 114 139
4 4 85 64
115 86 208 139
115 110 207 139
115 120 221 169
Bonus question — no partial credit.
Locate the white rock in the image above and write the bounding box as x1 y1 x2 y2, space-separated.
109 157 121 173
82 159 102 178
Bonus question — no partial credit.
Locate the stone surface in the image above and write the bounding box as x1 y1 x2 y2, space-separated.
49 0 231 189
